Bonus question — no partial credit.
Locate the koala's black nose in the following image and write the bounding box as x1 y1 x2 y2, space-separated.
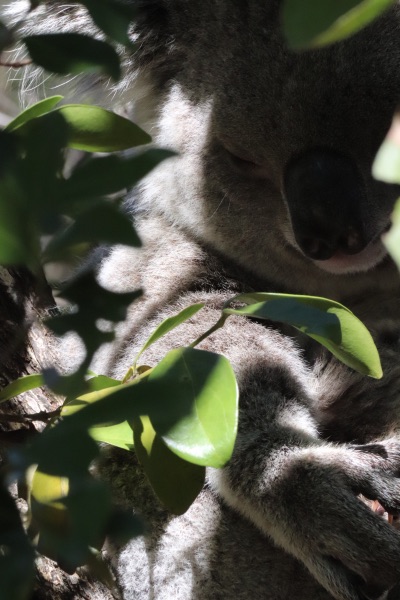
283 148 368 261
299 227 365 261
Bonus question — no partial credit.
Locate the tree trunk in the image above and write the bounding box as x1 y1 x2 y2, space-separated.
0 266 115 600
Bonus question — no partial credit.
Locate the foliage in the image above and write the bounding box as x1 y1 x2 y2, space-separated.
0 1 397 599
373 112 400 269
282 0 396 48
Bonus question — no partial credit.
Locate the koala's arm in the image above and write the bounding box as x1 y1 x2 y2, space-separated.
125 295 400 600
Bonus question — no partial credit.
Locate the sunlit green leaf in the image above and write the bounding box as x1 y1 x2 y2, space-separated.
383 199 400 270
373 113 400 184
282 0 396 48
24 33 121 80
149 348 239 468
31 470 69 505
5 96 63 132
90 421 134 450
133 303 205 367
62 379 135 451
57 104 150 151
15 104 151 152
0 374 44 403
133 416 205 514
224 293 382 378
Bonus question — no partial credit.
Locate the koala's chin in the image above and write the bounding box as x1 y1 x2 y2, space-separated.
312 239 388 275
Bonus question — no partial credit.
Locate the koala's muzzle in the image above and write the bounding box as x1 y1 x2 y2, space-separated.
283 148 369 261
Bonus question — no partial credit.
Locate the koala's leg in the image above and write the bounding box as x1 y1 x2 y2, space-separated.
114 295 400 600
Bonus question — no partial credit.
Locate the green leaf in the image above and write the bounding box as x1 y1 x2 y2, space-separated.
61 149 173 199
133 303 205 367
373 113 400 184
23 33 121 80
19 111 69 208
224 293 382 378
106 509 144 545
89 421 134 450
55 104 151 151
133 416 205 514
0 133 39 267
383 199 400 269
43 201 141 263
80 0 136 45
14 104 151 152
32 478 112 571
149 348 239 468
5 96 63 133
62 379 135 451
282 0 396 48
31 470 69 504
0 486 35 600
16 426 100 477
0 374 44 403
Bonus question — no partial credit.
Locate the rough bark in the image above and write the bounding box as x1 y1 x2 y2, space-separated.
0 266 114 600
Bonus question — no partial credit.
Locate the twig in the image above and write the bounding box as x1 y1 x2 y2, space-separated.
0 58 32 68
0 408 61 423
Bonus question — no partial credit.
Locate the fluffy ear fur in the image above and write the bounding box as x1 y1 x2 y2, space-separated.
6 2 400 599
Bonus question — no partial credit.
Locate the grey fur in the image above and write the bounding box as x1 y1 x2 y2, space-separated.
6 2 400 599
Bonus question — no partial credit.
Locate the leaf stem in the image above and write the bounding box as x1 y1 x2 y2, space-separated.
0 408 61 423
0 58 32 68
189 314 229 348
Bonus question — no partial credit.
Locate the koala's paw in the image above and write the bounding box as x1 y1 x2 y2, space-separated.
271 442 400 600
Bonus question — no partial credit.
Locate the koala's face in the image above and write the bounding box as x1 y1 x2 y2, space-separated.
148 2 400 286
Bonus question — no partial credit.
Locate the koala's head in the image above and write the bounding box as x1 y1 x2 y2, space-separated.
134 1 400 287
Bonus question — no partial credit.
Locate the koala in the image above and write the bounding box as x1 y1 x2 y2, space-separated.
6 1 400 599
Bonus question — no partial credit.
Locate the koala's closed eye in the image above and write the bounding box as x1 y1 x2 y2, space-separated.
219 139 270 178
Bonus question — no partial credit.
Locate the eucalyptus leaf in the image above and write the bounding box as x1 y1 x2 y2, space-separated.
0 374 44 403
149 348 239 468
61 149 174 199
224 293 382 378
24 33 121 80
0 135 38 267
55 104 151 151
62 380 135 450
43 201 141 263
133 303 205 366
373 113 400 184
12 426 99 477
133 416 205 514
383 199 400 270
80 0 136 45
89 421 134 450
282 0 396 48
31 470 69 504
0 486 34 600
5 96 63 132
32 478 111 571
